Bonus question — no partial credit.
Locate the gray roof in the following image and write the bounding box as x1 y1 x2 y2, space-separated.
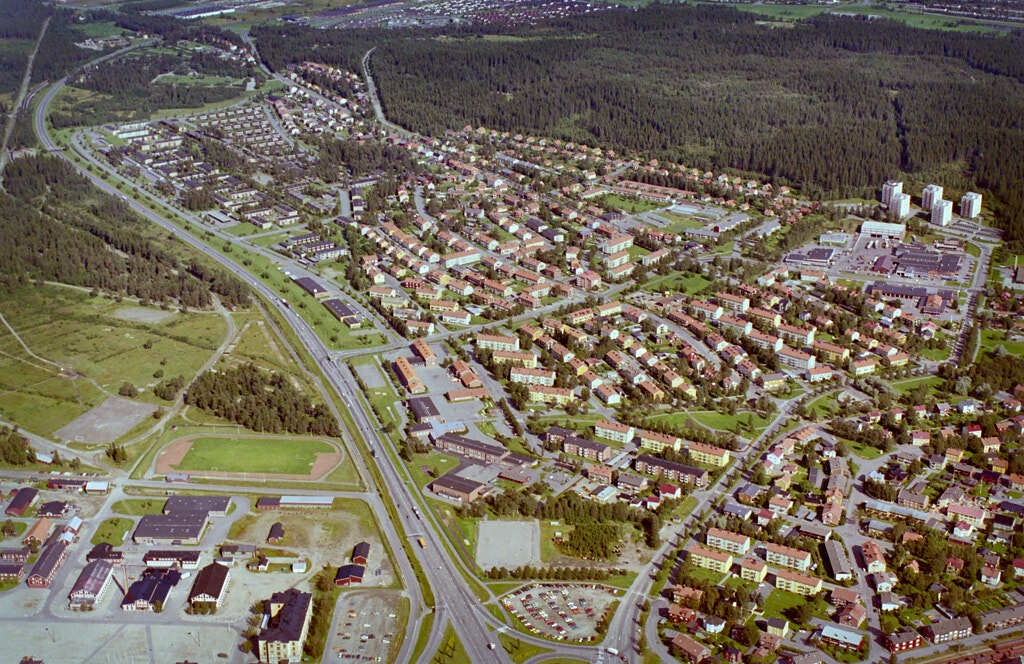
164 495 231 514
820 624 863 647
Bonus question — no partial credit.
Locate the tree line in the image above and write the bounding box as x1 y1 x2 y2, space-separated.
0 156 249 308
184 363 339 436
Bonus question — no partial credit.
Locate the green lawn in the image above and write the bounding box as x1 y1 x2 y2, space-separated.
965 242 981 258
91 517 133 546
845 437 883 460
173 436 335 474
807 394 839 419
0 284 227 434
980 330 1024 357
648 272 712 295
762 589 805 621
498 633 552 664
435 623 472 664
688 410 771 434
890 375 945 396
918 346 950 362
111 498 165 516
600 194 665 214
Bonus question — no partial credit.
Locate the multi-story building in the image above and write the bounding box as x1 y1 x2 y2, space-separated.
740 557 767 583
706 528 751 556
492 350 538 368
717 291 750 314
563 436 612 463
891 192 910 218
527 385 573 405
689 442 730 467
393 357 425 394
931 199 952 226
636 429 681 453
774 569 822 596
257 589 313 663
475 333 519 352
765 542 812 571
509 366 556 386
960 191 982 219
882 180 903 207
924 616 972 643
887 629 922 653
922 184 944 211
634 455 709 487
594 420 634 444
685 544 733 573
777 346 816 371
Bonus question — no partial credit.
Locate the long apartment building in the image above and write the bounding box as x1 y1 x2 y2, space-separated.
765 542 812 571
509 366 556 386
689 441 730 467
685 544 733 573
774 569 823 596
706 528 751 556
476 333 520 352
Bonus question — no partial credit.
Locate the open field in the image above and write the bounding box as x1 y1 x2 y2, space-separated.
158 433 341 478
0 285 226 435
980 330 1024 357
91 517 133 545
111 498 164 515
729 1 1020 32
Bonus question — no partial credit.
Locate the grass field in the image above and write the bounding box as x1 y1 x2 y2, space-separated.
435 623 472 664
918 346 951 361
111 498 165 515
498 633 552 664
0 285 227 435
729 1 1018 32
600 194 665 214
980 330 1024 357
648 272 712 295
890 375 946 396
173 436 334 474
71 21 128 39
92 517 133 545
762 588 805 621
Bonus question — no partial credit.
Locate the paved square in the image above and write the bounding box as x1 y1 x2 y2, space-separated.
476 519 540 569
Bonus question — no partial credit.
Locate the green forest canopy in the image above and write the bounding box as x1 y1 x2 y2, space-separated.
253 6 1024 245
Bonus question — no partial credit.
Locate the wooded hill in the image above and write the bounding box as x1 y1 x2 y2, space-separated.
253 6 1024 245
0 155 250 308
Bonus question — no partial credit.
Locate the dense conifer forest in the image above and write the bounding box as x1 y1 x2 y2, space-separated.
0 156 250 308
254 6 1024 243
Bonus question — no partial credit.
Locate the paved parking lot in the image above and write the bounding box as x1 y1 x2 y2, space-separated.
501 582 621 642
327 590 403 664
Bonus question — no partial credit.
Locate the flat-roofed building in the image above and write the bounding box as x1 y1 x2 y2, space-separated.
961 192 982 219
740 557 767 583
132 512 209 545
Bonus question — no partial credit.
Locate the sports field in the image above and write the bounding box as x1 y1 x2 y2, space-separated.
171 435 336 474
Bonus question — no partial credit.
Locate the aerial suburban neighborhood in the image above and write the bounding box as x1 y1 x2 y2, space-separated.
1 0 1023 663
